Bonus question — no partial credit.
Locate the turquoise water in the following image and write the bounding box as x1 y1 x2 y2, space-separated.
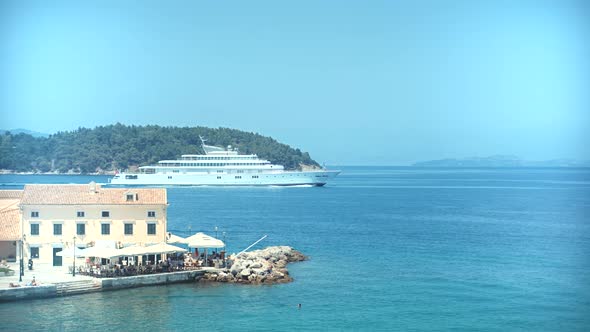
1 167 589 331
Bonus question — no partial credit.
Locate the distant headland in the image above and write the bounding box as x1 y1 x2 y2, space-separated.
0 124 320 174
413 155 589 167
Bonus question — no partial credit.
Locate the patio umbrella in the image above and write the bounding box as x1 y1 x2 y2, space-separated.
78 246 122 259
118 244 150 256
186 232 225 249
143 242 188 255
56 247 86 258
166 233 187 244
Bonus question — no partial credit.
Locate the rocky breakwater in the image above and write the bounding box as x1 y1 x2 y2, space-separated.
200 246 307 284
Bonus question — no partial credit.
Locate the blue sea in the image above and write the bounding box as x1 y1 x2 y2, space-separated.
1 167 589 331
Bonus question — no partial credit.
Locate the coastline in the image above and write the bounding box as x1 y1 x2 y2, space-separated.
0 247 306 302
0 270 212 302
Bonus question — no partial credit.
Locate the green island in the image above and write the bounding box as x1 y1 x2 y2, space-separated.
0 124 319 173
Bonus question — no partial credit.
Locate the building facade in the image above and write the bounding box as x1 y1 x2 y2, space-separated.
0 190 23 263
19 183 168 266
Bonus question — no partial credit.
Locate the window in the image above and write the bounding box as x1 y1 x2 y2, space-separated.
53 224 62 235
252 175 259 179
235 176 241 179
124 223 133 235
101 223 110 235
147 223 156 235
168 176 172 179
77 223 85 236
31 211 39 218
217 176 222 179
77 211 85 218
147 211 156 218
30 247 39 259
30 224 39 236
102 211 110 218
126 194 134 201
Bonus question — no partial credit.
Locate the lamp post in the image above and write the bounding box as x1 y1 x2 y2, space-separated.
19 235 26 282
72 236 76 277
222 232 226 268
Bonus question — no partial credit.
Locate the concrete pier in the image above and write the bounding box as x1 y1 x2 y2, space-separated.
0 269 219 302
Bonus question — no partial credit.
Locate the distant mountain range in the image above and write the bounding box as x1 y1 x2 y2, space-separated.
0 128 49 138
413 155 589 167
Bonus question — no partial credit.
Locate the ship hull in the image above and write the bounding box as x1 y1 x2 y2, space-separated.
109 170 340 186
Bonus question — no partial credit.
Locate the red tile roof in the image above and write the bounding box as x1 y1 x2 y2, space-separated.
20 183 167 205
0 203 20 241
0 190 23 199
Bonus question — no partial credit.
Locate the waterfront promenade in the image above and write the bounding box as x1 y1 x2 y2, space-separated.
0 261 217 302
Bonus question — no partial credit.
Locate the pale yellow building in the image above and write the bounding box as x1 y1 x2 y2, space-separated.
19 183 168 266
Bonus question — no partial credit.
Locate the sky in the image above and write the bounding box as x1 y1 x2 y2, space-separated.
1 0 588 165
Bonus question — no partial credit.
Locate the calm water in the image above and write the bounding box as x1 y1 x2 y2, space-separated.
1 167 589 331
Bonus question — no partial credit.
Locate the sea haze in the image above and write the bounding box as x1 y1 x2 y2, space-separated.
0 167 589 331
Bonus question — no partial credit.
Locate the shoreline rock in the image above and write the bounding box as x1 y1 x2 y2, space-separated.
198 246 307 285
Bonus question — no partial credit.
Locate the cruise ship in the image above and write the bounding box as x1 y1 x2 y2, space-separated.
109 137 340 186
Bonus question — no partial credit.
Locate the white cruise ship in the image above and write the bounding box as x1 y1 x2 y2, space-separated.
109 137 340 186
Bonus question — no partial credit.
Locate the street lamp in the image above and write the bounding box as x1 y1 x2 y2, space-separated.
72 236 76 277
19 234 26 282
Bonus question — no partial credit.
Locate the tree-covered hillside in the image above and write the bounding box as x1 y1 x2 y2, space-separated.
0 124 319 173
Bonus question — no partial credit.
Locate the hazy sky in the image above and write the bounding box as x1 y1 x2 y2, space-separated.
1 1 588 165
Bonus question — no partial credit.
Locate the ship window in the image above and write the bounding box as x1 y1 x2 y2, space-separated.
125 175 138 180
173 170 179 173
168 176 172 179
217 170 223 173
235 176 241 179
217 176 221 179
252 175 259 179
